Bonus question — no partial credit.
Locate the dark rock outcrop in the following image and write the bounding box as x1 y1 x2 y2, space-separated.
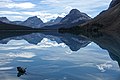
109 0 120 8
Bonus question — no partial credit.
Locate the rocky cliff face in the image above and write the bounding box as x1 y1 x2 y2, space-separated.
109 0 120 8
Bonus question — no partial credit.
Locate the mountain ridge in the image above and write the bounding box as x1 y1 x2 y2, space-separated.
0 9 91 29
65 0 120 33
42 9 91 29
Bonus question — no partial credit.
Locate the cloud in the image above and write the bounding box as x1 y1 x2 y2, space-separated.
0 11 26 21
6 16 24 21
0 11 21 15
7 2 36 9
0 0 36 9
0 0 12 2
9 15 24 19
0 15 24 21
40 0 60 4
65 6 73 11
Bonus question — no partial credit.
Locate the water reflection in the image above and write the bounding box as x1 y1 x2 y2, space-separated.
17 72 26 77
0 31 90 51
0 31 120 80
83 31 120 68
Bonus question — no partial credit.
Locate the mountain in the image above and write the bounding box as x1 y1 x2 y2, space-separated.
54 17 63 23
21 16 44 28
60 9 91 24
0 16 63 28
0 17 23 25
0 16 44 28
0 9 91 29
66 0 120 33
43 17 62 26
86 0 120 31
42 9 91 29
0 17 10 23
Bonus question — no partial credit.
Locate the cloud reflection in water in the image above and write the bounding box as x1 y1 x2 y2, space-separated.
0 37 119 80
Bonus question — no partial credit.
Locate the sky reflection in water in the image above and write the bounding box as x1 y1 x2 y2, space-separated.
0 38 120 80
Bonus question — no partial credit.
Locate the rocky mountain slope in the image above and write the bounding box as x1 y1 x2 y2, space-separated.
43 17 63 26
0 17 10 23
42 9 91 29
0 9 91 29
109 0 120 8
21 16 44 28
60 9 91 24
79 0 120 32
0 16 44 28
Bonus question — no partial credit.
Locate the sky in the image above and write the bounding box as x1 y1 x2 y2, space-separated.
0 0 112 22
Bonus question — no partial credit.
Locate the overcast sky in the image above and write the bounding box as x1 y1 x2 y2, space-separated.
0 0 112 22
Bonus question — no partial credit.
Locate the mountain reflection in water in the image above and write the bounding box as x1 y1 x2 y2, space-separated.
0 31 91 51
0 31 120 80
83 31 120 68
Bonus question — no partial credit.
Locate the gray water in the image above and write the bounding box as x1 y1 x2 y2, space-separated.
0 32 120 80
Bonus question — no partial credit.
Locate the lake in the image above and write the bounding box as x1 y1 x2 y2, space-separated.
0 31 120 80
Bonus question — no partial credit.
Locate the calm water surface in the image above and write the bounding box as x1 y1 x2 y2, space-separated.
0 32 120 80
